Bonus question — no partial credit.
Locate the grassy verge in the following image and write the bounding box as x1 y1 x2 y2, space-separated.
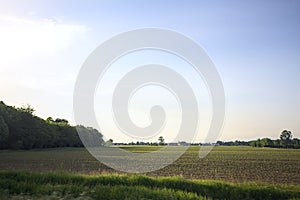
0 171 299 200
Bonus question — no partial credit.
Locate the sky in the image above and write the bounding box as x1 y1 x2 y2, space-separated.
0 0 299 142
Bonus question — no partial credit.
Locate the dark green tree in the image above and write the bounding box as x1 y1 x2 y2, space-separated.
280 130 292 148
256 138 262 147
158 136 165 145
292 138 300 148
0 115 9 149
260 138 273 147
250 140 257 147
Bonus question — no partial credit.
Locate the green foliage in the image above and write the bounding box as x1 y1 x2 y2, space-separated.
0 171 299 200
292 138 300 149
17 104 35 115
281 130 293 141
54 118 69 125
77 125 104 147
250 130 298 149
280 130 293 148
217 140 250 146
260 138 273 147
0 101 104 150
0 115 9 149
158 136 165 145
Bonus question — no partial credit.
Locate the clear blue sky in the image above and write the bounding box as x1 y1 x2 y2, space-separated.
0 0 299 142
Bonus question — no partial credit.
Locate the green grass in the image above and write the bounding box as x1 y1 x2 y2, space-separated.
0 171 299 200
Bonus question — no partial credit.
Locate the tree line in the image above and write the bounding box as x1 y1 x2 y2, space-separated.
217 130 300 149
0 101 104 150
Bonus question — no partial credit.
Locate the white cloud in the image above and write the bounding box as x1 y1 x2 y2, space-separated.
0 15 89 63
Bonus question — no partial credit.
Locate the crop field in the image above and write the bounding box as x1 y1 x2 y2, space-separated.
0 146 299 184
0 146 300 199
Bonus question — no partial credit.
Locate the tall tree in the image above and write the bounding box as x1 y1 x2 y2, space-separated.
280 130 292 148
158 136 165 145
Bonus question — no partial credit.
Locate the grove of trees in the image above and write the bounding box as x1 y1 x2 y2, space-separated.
248 130 299 148
0 101 104 150
217 130 299 149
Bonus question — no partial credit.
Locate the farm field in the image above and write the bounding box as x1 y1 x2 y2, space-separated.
0 146 300 199
0 146 299 184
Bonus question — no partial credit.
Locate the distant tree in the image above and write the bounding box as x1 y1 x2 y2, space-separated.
151 142 158 146
280 130 292 148
0 116 9 149
273 139 281 148
105 138 114 146
260 138 273 147
250 140 257 147
280 130 292 141
292 138 300 149
158 136 165 145
256 138 262 147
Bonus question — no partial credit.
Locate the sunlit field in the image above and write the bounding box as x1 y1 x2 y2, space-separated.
1 146 299 184
1 146 300 199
